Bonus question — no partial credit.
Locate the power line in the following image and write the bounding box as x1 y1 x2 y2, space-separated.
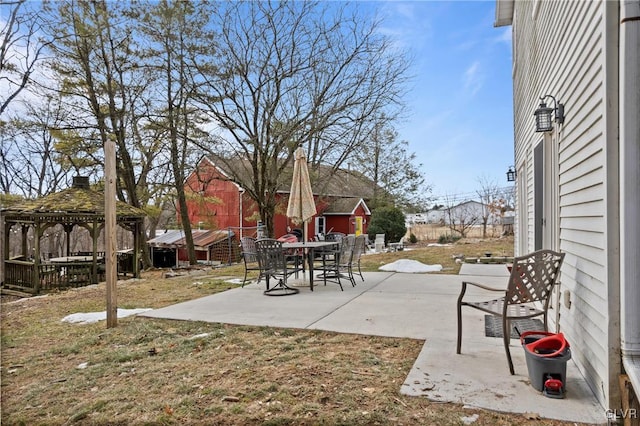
427 186 515 206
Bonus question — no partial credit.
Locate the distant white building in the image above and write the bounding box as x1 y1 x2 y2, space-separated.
442 200 500 226
425 209 446 224
406 202 503 228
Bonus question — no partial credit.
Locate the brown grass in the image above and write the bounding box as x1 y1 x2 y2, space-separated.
407 224 506 241
361 236 514 275
1 237 580 425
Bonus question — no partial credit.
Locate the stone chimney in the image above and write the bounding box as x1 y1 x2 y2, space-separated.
72 176 90 189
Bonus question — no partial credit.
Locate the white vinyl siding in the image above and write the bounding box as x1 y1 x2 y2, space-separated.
510 0 616 408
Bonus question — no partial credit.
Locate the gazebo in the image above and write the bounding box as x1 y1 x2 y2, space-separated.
1 176 146 295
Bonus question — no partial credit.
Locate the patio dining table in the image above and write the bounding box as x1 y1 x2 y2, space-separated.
281 241 337 291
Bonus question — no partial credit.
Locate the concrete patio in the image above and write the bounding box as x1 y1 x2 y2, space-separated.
141 265 605 424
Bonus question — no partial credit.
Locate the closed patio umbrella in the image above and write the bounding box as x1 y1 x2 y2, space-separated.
286 146 317 241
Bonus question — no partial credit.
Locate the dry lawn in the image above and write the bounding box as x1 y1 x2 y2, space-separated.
2 237 580 425
361 236 515 275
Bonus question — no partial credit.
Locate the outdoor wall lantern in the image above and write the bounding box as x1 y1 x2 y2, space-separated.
506 166 517 182
534 94 565 132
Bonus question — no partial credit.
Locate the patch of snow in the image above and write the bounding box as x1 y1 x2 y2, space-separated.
7 294 50 304
225 278 244 285
77 362 89 369
61 308 152 324
427 243 451 247
378 259 443 273
461 413 479 424
190 333 210 340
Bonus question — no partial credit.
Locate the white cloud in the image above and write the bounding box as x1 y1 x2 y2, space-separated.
375 1 433 51
496 27 512 45
463 61 483 96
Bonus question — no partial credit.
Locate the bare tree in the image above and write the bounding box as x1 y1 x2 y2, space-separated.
0 0 57 116
500 185 516 210
476 175 500 238
0 94 70 197
354 123 429 211
443 195 480 238
196 1 410 236
494 185 516 236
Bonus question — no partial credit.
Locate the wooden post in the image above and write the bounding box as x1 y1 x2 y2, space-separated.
33 223 42 293
619 374 640 426
89 220 97 284
0 214 5 285
105 139 117 328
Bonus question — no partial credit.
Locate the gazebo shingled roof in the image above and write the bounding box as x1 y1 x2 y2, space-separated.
1 177 146 294
3 179 145 221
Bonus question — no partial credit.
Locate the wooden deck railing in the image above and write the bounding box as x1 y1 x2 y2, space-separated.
4 260 36 293
3 260 107 295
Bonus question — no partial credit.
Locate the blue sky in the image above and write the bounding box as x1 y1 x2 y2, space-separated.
370 1 514 204
1 1 513 204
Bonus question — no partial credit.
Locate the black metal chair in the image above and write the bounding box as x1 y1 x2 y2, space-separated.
255 238 303 296
276 233 304 278
316 234 354 290
315 232 344 258
350 234 367 282
338 234 356 287
240 236 262 287
456 249 565 374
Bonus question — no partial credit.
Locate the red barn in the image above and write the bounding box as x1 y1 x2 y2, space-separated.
183 156 374 239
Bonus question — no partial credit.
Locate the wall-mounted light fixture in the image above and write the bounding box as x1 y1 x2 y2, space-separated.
534 94 565 132
506 166 517 182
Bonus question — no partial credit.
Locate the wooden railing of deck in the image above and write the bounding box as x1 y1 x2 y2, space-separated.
3 260 106 294
4 260 37 293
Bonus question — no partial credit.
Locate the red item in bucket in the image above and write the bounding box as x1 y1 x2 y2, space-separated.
522 332 569 358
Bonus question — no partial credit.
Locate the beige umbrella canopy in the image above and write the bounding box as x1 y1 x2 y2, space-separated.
286 147 317 240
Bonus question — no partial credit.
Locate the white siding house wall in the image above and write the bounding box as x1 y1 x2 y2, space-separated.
509 1 619 408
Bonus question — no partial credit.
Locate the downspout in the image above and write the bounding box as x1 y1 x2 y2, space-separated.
239 188 245 239
620 0 640 388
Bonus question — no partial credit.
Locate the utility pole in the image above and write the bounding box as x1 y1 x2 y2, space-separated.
105 139 117 328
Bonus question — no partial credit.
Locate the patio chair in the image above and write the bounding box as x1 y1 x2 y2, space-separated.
456 249 565 375
325 232 345 243
240 237 262 287
276 233 304 277
350 234 367 282
316 234 354 290
314 232 344 260
388 236 405 252
338 234 356 287
366 236 375 251
255 238 303 296
374 234 385 252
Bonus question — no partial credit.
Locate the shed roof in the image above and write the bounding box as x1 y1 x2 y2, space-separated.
148 229 234 249
323 198 371 215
